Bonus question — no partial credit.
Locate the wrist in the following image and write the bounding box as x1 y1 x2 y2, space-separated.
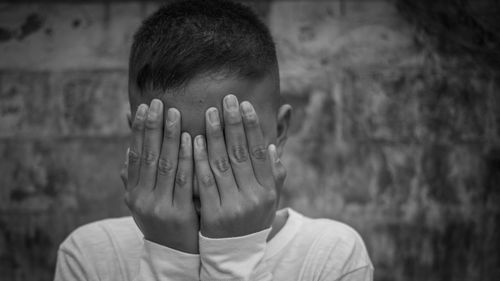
145 235 199 254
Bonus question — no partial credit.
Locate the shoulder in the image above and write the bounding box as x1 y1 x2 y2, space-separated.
59 216 142 263
56 217 142 280
61 216 138 246
290 209 366 248
290 210 373 277
304 214 367 252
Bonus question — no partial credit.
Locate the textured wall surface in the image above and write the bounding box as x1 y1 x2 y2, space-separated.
0 1 499 281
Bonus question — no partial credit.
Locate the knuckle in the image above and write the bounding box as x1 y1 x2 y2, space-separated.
231 144 249 163
164 123 178 140
251 144 267 160
245 194 261 209
251 189 275 208
212 157 231 174
244 114 259 127
175 172 189 187
128 149 141 164
157 158 175 175
199 173 215 186
179 145 192 159
151 204 164 219
225 112 242 126
265 189 278 205
196 151 209 161
209 125 224 138
128 196 146 215
142 149 157 166
132 119 144 131
230 204 245 219
145 117 160 130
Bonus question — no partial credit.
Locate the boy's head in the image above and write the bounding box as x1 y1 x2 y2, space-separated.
128 0 291 153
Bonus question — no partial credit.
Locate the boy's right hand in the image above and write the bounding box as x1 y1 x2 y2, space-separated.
124 99 199 254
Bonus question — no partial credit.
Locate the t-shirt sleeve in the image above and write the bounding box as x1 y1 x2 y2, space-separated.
198 228 272 281
137 239 200 281
54 222 200 281
54 244 95 281
319 223 373 281
336 266 373 281
297 220 373 281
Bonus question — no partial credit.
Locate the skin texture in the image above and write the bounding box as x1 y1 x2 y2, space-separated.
125 101 200 254
122 70 292 253
194 95 285 238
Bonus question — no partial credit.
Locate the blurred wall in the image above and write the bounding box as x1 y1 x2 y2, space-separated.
0 1 499 281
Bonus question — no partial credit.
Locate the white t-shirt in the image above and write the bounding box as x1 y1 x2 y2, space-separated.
54 208 373 281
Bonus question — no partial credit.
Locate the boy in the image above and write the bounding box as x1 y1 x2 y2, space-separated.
54 1 373 280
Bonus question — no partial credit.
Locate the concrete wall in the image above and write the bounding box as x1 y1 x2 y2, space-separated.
0 1 499 280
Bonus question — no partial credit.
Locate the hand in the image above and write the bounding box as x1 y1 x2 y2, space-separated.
194 95 286 238
125 99 199 254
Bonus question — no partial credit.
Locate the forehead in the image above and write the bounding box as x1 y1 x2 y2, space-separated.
132 72 279 137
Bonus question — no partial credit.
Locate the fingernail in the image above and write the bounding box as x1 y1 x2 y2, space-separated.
182 132 191 146
136 104 148 119
195 135 205 147
150 99 162 113
167 108 179 123
240 101 254 117
207 107 219 125
148 99 162 120
224 94 238 110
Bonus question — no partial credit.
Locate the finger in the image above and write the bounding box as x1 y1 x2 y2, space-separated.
128 104 148 187
205 107 238 201
240 101 274 188
222 95 255 189
173 132 194 207
138 99 163 190
155 108 181 199
268 144 286 194
194 135 221 210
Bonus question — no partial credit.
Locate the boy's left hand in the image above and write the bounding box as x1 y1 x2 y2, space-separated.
194 95 286 238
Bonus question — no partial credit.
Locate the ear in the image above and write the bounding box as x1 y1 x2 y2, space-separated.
275 104 292 157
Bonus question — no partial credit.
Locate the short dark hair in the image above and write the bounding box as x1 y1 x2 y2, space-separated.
129 0 277 94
